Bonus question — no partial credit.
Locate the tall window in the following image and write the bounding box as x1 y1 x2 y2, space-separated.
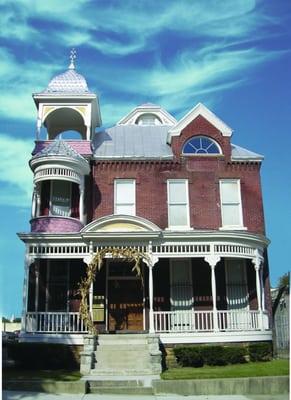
50 180 71 217
167 179 190 229
114 179 136 215
220 179 243 228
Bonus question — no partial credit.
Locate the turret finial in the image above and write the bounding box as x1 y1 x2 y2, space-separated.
68 48 77 70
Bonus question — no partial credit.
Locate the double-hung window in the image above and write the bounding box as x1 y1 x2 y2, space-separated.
114 179 136 216
219 179 244 229
167 179 190 229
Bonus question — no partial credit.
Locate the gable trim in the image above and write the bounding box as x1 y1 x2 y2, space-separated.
167 103 233 143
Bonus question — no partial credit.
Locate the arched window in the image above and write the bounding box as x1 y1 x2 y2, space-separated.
182 136 221 155
135 113 162 126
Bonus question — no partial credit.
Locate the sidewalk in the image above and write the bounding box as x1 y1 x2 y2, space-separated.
2 392 289 400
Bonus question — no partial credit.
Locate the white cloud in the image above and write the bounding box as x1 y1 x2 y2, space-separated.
0 133 33 207
0 48 62 121
0 0 275 55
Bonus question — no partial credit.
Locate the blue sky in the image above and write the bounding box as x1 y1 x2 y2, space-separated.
0 0 290 318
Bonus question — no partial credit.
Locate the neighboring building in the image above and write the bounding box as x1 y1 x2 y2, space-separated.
272 286 289 357
18 57 272 347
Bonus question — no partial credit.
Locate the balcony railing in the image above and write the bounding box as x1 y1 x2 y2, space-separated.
153 310 270 333
25 312 88 333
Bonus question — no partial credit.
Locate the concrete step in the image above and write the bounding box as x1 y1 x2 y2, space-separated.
88 386 154 395
90 369 156 376
88 379 143 387
97 335 148 345
95 344 149 351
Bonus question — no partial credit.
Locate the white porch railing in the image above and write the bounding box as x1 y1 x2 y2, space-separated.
153 310 269 333
25 312 88 333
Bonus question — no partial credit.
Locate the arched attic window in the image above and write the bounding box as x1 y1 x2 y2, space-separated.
135 113 162 126
182 136 221 155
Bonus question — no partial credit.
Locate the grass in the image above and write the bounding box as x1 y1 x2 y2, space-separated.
3 368 81 381
162 359 289 380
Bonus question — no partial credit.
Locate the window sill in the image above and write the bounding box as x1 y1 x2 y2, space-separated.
165 227 194 231
219 226 247 231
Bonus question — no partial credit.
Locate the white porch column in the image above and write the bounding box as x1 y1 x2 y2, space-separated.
35 260 39 312
79 176 85 225
260 266 265 310
31 187 37 219
252 249 264 330
36 183 41 217
86 125 91 141
205 252 221 332
84 241 94 319
21 250 34 333
146 241 159 334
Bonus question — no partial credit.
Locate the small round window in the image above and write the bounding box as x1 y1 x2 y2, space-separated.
182 136 221 155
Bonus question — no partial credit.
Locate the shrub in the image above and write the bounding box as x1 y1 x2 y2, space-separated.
201 346 227 366
249 342 272 362
7 343 81 370
224 346 247 364
173 346 204 367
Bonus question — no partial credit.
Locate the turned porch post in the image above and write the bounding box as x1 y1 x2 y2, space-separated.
147 241 159 334
252 249 264 330
83 241 94 319
21 248 34 333
205 250 221 332
35 260 40 312
79 176 85 225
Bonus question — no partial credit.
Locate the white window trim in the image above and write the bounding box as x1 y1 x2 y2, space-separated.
167 179 191 230
219 179 246 230
114 179 136 216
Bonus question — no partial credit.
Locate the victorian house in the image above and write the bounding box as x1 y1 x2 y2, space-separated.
18 58 272 348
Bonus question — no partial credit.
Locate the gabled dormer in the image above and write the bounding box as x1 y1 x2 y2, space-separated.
33 51 101 141
169 103 233 161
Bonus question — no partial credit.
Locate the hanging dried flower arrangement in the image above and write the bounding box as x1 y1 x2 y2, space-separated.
78 246 149 334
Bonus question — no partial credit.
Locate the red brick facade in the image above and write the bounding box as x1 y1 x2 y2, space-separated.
91 116 265 234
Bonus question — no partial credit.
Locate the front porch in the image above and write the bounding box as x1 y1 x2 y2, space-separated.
19 226 272 345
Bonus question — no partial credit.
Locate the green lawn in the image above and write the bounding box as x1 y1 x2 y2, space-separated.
3 368 81 381
162 359 289 380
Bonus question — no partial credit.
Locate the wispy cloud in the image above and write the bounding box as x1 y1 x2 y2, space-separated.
0 47 61 121
0 0 277 55
0 0 287 128
0 133 33 207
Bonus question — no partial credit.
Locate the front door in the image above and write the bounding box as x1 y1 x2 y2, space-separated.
107 261 144 332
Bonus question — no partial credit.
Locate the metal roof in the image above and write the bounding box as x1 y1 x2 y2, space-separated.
42 69 91 94
92 125 173 160
92 126 263 162
231 144 264 161
32 140 87 162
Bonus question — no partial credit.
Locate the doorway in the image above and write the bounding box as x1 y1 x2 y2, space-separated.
107 260 144 332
